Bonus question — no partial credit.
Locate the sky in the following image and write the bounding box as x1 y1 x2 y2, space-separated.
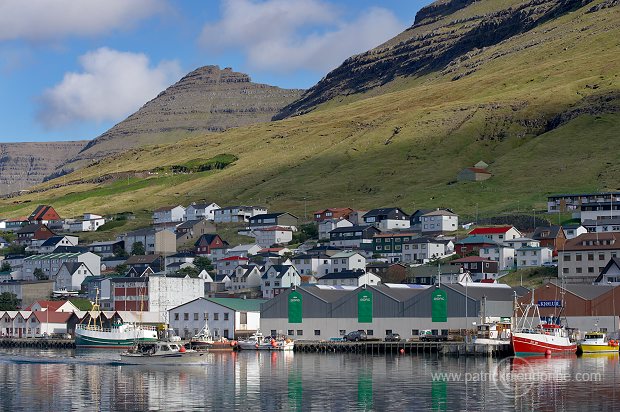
0 0 429 143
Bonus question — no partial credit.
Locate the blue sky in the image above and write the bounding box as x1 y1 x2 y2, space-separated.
0 0 429 143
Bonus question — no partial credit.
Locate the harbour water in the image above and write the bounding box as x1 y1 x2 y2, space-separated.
0 348 618 411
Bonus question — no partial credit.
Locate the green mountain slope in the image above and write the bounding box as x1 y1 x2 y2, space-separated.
1 0 618 223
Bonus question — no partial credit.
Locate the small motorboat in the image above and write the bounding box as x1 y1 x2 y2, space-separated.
238 331 266 350
119 341 208 365
577 332 620 354
188 326 238 352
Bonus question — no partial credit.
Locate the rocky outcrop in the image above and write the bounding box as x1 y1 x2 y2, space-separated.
274 0 595 120
67 66 303 167
0 142 85 195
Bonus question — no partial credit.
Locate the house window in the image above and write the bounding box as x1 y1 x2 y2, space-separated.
204 312 208 320
599 254 605 260
224 329 229 338
194 313 199 321
339 330 346 336
412 329 419 336
288 329 294 335
588 267 594 273
297 330 303 336
385 329 392 335
224 313 229 321
174 313 179 321
314 330 321 336
563 268 569 274
563 255 571 261
576 254 582 261
214 313 219 320
588 254 594 261
271 330 277 336
366 330 373 336
184 313 189 321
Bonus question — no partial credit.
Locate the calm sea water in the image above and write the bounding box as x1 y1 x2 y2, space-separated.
0 347 618 411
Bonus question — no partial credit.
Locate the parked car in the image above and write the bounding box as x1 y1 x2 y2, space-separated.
541 261 558 268
419 330 448 342
343 330 367 342
384 332 401 342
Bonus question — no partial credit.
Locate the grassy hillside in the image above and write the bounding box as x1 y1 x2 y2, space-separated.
1 0 618 223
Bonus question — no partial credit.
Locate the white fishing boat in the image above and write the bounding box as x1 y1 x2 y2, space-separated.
238 332 294 351
238 331 266 350
75 288 158 349
119 341 208 365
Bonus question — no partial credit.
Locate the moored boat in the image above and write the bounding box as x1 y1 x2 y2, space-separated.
511 324 577 355
187 325 238 351
74 289 158 348
577 331 620 354
75 323 159 349
120 341 208 365
512 295 576 356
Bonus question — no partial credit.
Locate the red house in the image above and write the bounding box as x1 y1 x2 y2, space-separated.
28 205 61 224
453 235 499 256
194 234 229 256
16 223 55 245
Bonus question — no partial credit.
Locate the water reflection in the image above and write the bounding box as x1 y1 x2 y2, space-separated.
0 349 618 411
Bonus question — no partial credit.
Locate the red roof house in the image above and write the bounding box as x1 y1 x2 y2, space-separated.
28 205 61 224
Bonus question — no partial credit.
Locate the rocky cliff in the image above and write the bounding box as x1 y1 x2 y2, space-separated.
0 142 86 195
66 66 303 168
274 0 597 119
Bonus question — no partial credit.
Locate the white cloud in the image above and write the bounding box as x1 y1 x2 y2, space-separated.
200 0 405 73
0 0 167 41
37 47 181 128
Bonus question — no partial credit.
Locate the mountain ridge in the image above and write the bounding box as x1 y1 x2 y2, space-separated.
0 0 618 224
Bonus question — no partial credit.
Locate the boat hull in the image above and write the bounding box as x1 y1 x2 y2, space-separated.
578 344 619 354
511 333 576 355
75 327 158 349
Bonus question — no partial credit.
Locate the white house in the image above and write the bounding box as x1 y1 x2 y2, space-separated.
516 246 553 268
479 245 515 271
169 297 266 340
319 219 353 240
468 226 522 243
69 213 106 232
329 251 366 273
230 264 262 291
153 205 186 224
401 238 452 264
291 254 332 277
36 235 79 254
563 224 588 240
23 251 101 280
363 208 410 230
214 206 268 223
185 202 220 221
227 244 262 258
54 262 94 291
317 270 381 287
215 256 250 277
420 209 459 233
261 265 301 299
505 237 540 250
249 226 293 248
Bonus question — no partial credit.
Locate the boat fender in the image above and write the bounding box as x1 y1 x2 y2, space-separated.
271 340 278 348
545 349 552 356
230 340 237 347
179 346 186 353
255 344 259 349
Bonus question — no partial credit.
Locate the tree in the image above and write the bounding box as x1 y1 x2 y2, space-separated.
292 223 319 244
0 292 20 310
113 245 128 258
0 261 11 272
193 256 214 272
115 263 128 276
5 243 25 255
176 266 199 278
131 241 145 256
33 268 48 280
